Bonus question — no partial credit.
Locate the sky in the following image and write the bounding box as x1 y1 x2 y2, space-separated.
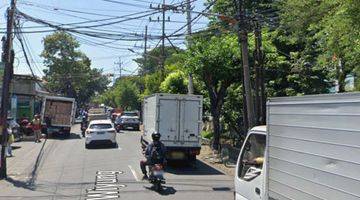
0 0 209 81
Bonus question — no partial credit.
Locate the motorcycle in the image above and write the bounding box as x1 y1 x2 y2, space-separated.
20 118 33 136
148 164 166 192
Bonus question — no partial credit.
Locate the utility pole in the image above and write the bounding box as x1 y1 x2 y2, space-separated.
114 57 122 80
236 0 255 129
254 18 266 125
161 0 166 73
253 19 260 125
186 0 194 94
150 1 173 76
143 25 148 75
0 0 16 179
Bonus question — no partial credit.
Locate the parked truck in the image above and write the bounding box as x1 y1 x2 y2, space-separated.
87 108 108 122
141 94 203 163
41 95 76 137
235 93 360 200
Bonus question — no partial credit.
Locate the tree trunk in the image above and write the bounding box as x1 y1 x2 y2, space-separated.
205 80 228 151
337 59 346 93
211 105 221 151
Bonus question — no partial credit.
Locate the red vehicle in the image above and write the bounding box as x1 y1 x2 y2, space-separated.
20 118 48 136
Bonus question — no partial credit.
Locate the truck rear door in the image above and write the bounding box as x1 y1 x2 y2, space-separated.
180 99 201 143
158 99 179 142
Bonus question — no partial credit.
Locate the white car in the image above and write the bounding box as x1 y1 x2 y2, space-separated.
85 120 117 148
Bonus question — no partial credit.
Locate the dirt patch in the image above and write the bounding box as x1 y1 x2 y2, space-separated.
198 145 235 177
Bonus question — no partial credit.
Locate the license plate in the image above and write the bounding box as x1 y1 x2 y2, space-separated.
154 170 164 176
97 132 105 134
171 152 185 159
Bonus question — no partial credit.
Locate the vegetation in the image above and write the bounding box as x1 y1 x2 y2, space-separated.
41 31 109 106
95 0 360 149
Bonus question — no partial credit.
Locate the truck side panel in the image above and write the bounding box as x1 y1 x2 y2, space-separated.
143 96 158 143
267 94 360 200
180 99 202 143
158 99 179 144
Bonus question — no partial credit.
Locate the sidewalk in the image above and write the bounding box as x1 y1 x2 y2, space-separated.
0 138 50 198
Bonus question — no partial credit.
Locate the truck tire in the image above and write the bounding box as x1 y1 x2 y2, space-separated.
189 154 196 162
64 130 71 138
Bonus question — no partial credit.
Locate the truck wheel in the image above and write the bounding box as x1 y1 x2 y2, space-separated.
64 131 71 138
189 155 197 164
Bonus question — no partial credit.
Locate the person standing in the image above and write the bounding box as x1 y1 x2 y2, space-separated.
32 114 42 143
6 128 14 157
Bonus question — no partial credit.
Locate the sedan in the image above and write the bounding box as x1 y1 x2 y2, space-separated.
85 120 116 148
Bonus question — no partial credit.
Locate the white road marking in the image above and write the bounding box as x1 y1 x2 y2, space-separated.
128 165 140 182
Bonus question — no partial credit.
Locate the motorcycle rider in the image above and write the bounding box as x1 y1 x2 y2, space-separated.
140 132 167 180
80 114 88 137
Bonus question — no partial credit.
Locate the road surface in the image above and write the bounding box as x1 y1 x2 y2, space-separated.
0 124 234 200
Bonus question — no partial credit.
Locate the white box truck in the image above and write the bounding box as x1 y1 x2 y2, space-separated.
41 95 76 137
141 93 203 162
235 93 360 200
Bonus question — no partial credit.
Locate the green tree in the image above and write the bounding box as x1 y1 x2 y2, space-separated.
41 31 109 106
143 71 163 96
183 33 242 150
278 0 360 92
134 46 183 75
114 79 140 110
160 71 188 94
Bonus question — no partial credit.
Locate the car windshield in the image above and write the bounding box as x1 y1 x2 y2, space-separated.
89 123 112 129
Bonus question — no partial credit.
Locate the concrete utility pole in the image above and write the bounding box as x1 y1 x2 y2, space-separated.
186 0 194 94
0 0 16 179
236 0 255 129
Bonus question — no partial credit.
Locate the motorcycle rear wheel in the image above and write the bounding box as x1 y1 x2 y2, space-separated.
154 182 162 192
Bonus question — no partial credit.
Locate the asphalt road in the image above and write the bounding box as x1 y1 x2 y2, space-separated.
0 124 234 200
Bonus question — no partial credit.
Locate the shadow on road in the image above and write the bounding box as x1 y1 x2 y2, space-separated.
86 143 118 150
212 187 231 191
6 139 47 191
48 133 81 140
144 185 177 196
165 159 224 175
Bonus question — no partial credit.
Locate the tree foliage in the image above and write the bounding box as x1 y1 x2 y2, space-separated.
41 31 109 106
278 0 360 92
183 33 242 150
134 46 183 75
160 71 188 94
96 77 140 111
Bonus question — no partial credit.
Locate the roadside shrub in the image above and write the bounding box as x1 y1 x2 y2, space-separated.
201 130 213 139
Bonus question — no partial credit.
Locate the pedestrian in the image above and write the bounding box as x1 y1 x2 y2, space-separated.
32 114 42 143
6 128 14 157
